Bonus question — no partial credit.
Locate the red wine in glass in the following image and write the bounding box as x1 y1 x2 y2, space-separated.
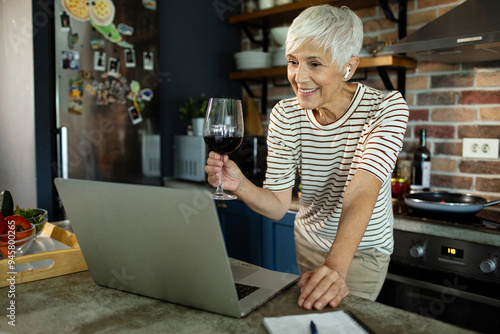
204 135 243 155
203 98 244 200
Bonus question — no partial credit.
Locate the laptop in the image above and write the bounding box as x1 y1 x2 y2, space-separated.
54 178 299 318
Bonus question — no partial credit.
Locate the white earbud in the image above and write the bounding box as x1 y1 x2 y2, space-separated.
344 67 351 79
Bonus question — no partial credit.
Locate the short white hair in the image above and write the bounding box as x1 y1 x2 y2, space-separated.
286 5 363 70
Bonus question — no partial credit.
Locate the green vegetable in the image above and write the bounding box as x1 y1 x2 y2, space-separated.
0 190 14 217
13 206 38 219
14 206 45 234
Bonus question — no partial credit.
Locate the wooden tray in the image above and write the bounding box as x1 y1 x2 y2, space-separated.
0 223 88 287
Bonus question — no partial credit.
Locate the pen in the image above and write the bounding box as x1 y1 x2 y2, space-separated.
310 320 318 334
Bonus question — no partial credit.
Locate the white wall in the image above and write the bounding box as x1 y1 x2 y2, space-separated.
0 0 37 208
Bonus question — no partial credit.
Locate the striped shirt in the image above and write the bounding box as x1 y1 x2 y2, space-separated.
263 83 409 255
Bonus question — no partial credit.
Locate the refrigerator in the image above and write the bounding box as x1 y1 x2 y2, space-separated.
53 0 161 192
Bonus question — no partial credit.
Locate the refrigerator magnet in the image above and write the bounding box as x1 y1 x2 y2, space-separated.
143 52 154 70
124 49 136 68
142 0 157 10
94 51 106 71
129 80 140 95
60 12 71 31
78 70 93 80
140 88 153 102
90 39 106 50
67 31 79 49
128 106 143 125
62 0 90 21
68 78 83 115
118 23 134 36
85 83 96 96
107 57 120 78
61 51 79 70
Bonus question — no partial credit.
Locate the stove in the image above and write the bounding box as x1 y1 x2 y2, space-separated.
392 206 500 285
377 205 500 334
395 201 500 229
392 228 500 285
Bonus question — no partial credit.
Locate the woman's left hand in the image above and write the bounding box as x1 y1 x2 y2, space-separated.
297 264 349 310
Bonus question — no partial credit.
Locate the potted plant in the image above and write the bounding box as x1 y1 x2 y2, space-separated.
179 93 208 136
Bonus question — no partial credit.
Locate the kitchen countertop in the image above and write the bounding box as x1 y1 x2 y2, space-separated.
394 212 500 247
0 267 474 333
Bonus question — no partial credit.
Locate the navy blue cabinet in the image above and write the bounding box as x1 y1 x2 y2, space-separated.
262 212 300 275
216 200 263 266
217 200 299 275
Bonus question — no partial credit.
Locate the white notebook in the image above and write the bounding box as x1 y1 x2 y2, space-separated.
263 310 373 334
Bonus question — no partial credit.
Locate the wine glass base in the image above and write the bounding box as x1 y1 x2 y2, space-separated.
213 193 237 200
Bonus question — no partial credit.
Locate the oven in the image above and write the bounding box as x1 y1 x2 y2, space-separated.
377 208 500 334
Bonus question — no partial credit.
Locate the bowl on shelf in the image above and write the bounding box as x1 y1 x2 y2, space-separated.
0 223 36 259
272 48 287 66
234 51 271 70
28 209 48 236
270 26 289 47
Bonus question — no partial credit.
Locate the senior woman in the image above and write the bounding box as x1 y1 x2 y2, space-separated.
205 5 408 310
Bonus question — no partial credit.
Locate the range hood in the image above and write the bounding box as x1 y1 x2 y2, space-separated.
392 0 500 63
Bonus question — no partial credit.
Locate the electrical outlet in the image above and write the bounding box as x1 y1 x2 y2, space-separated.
462 138 499 159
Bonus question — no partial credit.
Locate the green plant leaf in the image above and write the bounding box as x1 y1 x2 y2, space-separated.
179 93 208 120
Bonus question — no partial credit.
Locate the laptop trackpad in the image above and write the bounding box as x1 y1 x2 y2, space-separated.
231 264 260 282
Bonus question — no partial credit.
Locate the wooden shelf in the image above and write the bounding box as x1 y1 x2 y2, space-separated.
361 55 416 69
230 66 287 80
230 55 417 80
229 0 379 26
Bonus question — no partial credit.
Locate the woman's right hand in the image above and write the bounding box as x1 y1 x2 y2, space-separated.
205 151 244 192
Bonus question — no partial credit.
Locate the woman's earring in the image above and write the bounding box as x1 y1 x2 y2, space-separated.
344 67 351 79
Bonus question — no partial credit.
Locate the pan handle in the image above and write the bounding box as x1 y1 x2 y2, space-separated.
484 199 500 207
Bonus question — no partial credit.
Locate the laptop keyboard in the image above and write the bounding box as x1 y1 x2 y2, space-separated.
235 283 260 300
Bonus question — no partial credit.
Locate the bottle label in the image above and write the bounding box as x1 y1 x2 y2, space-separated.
422 161 431 188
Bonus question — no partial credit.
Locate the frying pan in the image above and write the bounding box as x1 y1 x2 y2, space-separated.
404 191 500 214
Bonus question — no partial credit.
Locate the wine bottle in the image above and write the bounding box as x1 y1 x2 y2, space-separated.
411 129 431 190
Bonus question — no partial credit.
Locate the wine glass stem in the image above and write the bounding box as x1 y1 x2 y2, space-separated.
215 154 225 196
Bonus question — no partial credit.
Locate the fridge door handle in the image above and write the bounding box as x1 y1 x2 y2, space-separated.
58 127 69 179
252 136 258 175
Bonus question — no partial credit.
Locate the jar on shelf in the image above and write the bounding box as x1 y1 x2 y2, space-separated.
259 0 274 10
391 167 410 200
245 0 257 13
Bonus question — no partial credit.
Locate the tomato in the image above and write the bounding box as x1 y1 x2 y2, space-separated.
0 214 11 258
0 215 34 258
0 213 7 235
5 215 34 241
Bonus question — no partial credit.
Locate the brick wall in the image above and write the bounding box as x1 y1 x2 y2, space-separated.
241 0 500 200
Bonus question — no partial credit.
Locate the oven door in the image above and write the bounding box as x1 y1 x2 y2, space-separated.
377 261 500 334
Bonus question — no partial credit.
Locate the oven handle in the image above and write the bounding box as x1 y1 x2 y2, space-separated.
386 273 500 308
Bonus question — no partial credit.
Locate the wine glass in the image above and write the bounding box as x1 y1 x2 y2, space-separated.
203 98 244 200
